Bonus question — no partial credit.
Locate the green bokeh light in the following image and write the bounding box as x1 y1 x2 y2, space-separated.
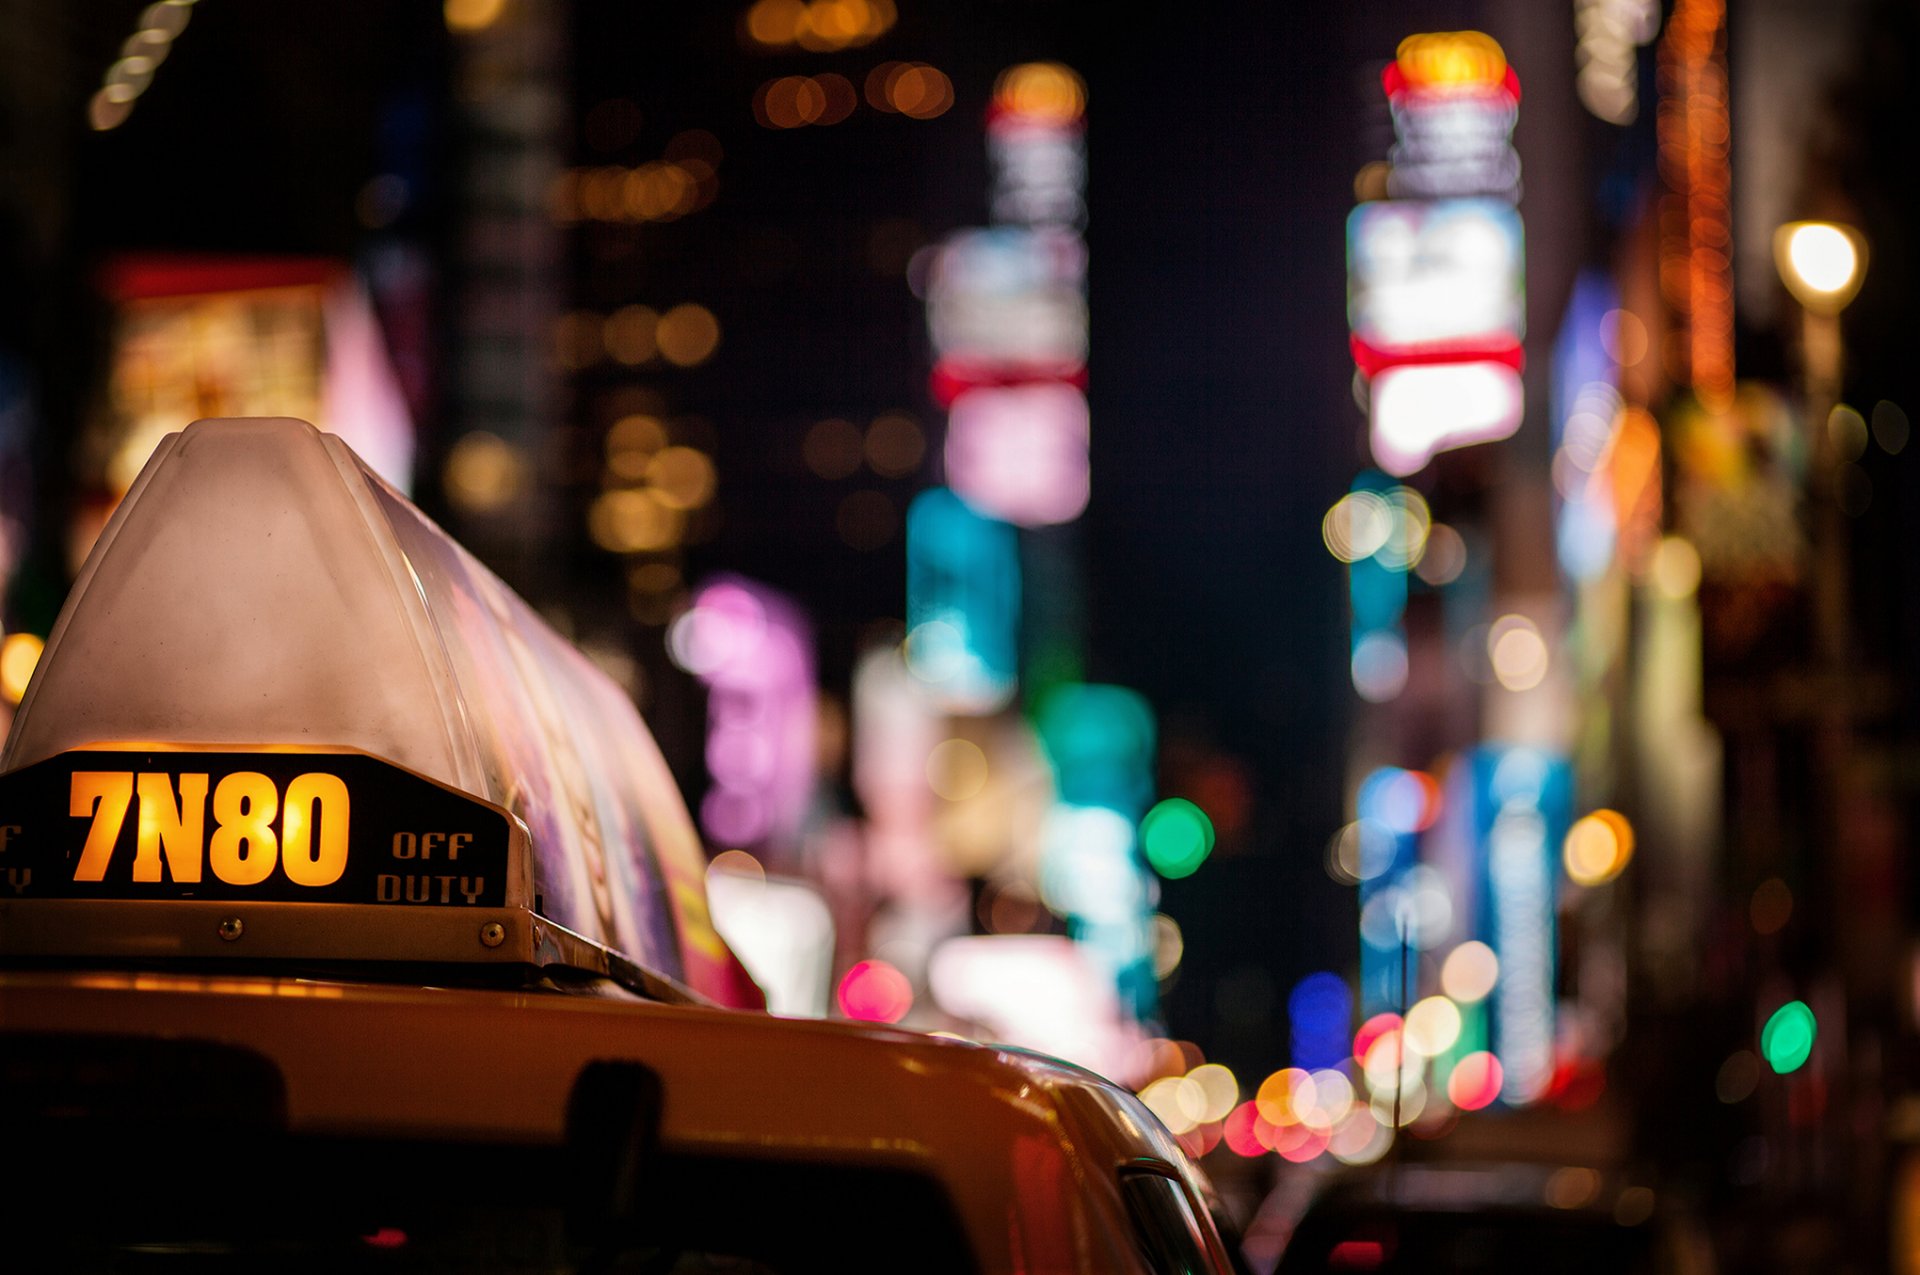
1761 1000 1816 1075
1142 798 1215 879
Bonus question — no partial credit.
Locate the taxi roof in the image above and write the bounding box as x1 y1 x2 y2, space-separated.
0 968 1205 1273
0 417 746 1003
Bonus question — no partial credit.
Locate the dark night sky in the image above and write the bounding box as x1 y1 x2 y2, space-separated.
1084 3 1364 1066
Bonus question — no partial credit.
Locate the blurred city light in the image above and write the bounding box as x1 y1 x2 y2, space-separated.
443 432 527 515
1761 1000 1817 1075
0 633 43 705
1488 614 1550 691
1563 809 1636 886
92 0 196 130
741 0 896 52
1186 1063 1240 1124
928 935 1133 1076
1774 221 1867 314
1440 940 1500 1003
1034 683 1156 817
707 868 836 1017
1447 1051 1505 1110
992 62 1086 125
1370 361 1525 476
944 382 1090 527
904 488 1021 714
1140 797 1215 879
1347 200 1524 372
1574 0 1660 124
669 578 816 852
1289 972 1355 1071
1404 995 1464 1056
836 958 913 1022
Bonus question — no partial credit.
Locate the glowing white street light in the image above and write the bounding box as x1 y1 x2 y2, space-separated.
1773 221 1867 316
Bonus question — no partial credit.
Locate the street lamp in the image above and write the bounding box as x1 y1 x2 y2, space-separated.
1774 221 1867 316
1774 221 1867 1086
1774 221 1867 412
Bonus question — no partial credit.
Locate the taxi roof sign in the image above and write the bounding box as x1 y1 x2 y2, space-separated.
1 419 753 1006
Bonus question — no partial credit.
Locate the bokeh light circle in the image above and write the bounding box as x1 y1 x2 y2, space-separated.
1141 798 1216 879
1440 940 1500 1003
836 959 913 1023
1761 1000 1816 1074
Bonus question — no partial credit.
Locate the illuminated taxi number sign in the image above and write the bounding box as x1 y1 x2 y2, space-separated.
0 751 510 906
72 771 358 890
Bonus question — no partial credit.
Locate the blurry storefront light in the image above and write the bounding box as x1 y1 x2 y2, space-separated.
670 578 817 854
1034 682 1156 818
91 0 195 130
1873 401 1910 454
803 417 865 479
1475 745 1571 1107
1750 877 1793 935
706 868 835 1017
944 382 1090 527
905 488 1021 714
1359 865 1452 952
1347 200 1524 369
925 227 1088 373
1255 1068 1315 1127
930 934 1131 1077
887 64 954 119
1371 360 1523 477
1037 803 1147 925
645 446 718 510
1328 817 1398 885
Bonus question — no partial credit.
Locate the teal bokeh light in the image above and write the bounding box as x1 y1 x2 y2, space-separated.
1141 798 1215 879
1761 1000 1816 1075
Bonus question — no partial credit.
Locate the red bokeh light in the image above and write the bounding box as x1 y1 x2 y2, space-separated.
1447 1051 1504 1111
1354 1012 1403 1065
837 959 913 1023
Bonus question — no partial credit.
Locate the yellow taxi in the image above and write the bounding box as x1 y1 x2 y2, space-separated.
0 418 1239 1273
